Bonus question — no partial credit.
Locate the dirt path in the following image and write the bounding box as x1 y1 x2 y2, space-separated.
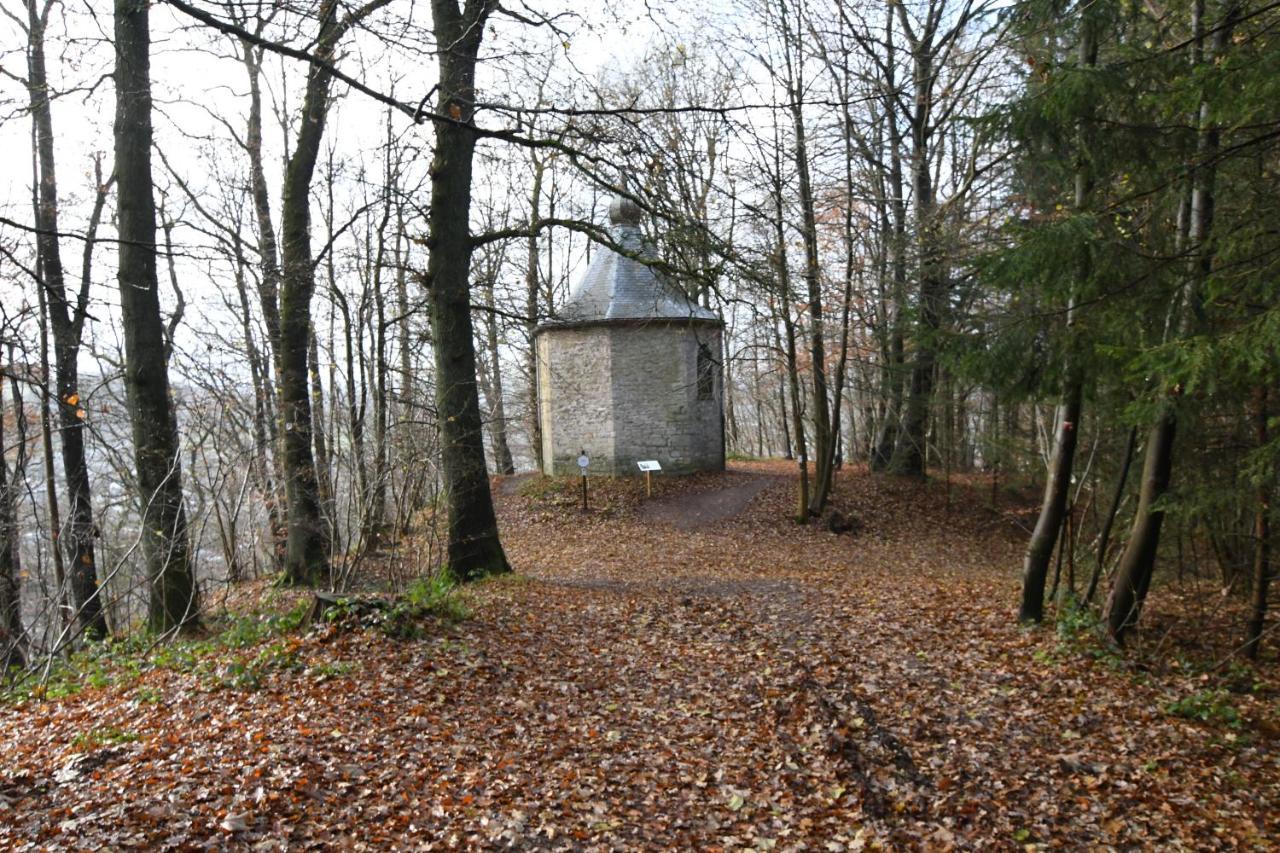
639 471 780 530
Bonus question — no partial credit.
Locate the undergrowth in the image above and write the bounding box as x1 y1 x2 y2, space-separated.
1041 595 1258 736
2 573 467 703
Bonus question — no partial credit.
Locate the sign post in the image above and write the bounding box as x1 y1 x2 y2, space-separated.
577 451 590 512
637 460 662 497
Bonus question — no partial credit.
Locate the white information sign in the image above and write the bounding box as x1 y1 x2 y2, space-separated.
577 454 590 471
636 460 662 472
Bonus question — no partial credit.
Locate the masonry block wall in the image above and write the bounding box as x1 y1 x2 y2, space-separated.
537 321 724 476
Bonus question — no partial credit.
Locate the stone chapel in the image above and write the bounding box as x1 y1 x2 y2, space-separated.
534 195 725 476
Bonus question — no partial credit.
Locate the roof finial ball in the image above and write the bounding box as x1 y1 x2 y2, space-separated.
608 194 643 227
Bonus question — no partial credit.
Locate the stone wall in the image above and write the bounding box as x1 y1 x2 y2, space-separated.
537 327 613 474
537 320 724 476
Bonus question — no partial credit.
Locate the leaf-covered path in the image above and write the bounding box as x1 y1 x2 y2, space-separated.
1 462 1276 848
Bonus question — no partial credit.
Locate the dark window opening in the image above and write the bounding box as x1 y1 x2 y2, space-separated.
697 343 715 401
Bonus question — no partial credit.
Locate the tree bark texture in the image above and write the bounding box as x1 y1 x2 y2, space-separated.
277 0 393 583
427 0 510 581
114 0 199 632
28 0 108 640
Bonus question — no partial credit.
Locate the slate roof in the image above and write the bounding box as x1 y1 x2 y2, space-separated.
551 196 720 325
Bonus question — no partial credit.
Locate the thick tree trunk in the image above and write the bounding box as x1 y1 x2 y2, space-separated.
888 9 944 478
114 0 199 633
1104 416 1175 640
889 98 940 478
1019 387 1083 622
428 0 509 581
27 0 108 640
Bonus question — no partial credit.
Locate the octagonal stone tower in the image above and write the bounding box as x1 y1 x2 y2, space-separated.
535 196 724 476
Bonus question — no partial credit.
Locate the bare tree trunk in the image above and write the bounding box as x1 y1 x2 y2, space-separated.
427 0 509 581
0 373 26 668
27 0 108 640
114 0 199 632
525 155 545 472
34 282 67 630
309 330 336 553
1085 425 1137 605
774 335 793 460
1245 386 1272 659
231 241 283 568
766 150 808 519
276 0 391 585
483 280 515 475
777 2 833 515
277 16 337 584
889 31 941 478
240 37 288 556
394 200 414 427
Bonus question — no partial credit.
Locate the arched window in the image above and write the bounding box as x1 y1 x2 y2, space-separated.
696 343 715 401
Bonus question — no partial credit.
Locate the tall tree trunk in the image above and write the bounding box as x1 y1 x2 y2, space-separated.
0 374 25 669
768 154 808 520
483 280 515 475
231 242 283 568
1245 386 1271 659
1019 18 1096 624
774 333 793 460
1105 0 1237 643
242 41 284 368
888 2 960 479
813 56 861 507
367 164 393 537
34 281 67 630
27 0 108 640
114 0 199 632
394 200 414 433
525 154 545 472
778 2 833 515
241 39 288 560
427 0 509 581
277 0 392 583
889 41 940 477
309 330 336 553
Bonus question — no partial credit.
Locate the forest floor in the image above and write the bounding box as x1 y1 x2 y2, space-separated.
1 461 1277 849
